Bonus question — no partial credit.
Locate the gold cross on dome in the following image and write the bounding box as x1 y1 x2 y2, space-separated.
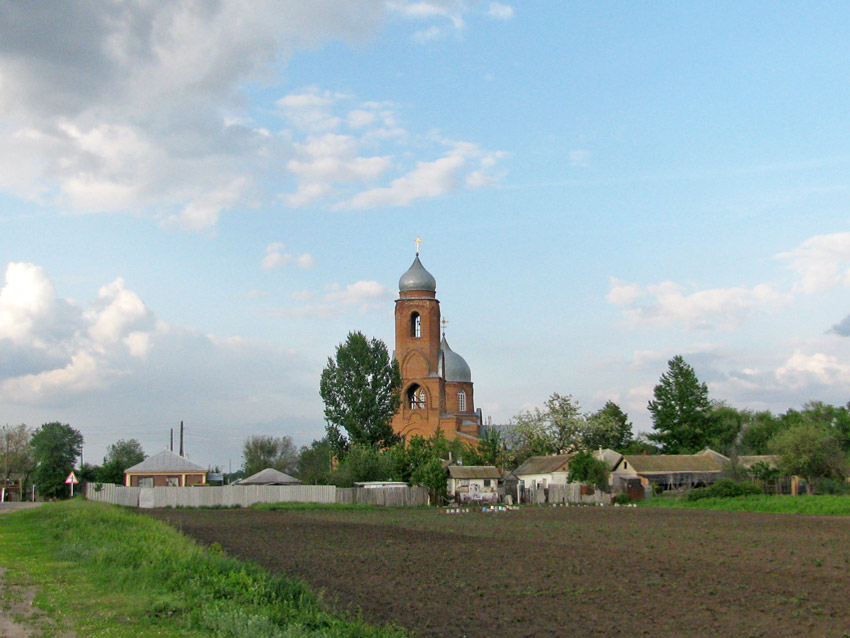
441 317 448 336
415 236 422 255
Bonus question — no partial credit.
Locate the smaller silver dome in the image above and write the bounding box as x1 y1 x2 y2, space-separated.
399 255 436 292
440 335 472 382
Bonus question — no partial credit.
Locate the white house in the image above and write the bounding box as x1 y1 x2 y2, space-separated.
446 465 500 504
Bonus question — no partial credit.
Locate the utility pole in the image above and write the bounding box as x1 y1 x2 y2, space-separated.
170 428 173 452
179 421 184 457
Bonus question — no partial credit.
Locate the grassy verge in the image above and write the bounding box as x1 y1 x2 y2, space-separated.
642 494 850 515
0 499 407 637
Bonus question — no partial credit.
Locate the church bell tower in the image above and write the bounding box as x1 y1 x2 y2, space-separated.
391 239 482 442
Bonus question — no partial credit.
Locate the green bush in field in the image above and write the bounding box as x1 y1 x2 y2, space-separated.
612 493 631 505
686 479 763 501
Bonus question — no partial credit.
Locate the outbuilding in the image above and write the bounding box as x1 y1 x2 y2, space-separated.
236 468 301 485
446 465 500 504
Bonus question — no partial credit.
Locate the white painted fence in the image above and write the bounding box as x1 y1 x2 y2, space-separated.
85 483 335 508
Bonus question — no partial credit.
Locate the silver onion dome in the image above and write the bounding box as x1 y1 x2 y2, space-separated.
439 335 472 382
399 255 437 292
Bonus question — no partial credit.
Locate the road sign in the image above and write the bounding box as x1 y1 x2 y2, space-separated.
65 472 78 484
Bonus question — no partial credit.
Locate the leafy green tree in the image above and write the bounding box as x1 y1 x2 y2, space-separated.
647 356 713 453
739 410 784 454
769 423 847 494
504 408 555 466
100 439 146 484
328 444 393 487
619 434 660 455
1 424 35 496
296 438 334 484
411 456 448 505
586 401 634 451
567 449 608 488
320 331 402 456
470 426 505 467
705 403 745 455
30 422 84 499
242 434 299 477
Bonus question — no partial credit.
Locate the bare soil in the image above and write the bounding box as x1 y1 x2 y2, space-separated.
146 506 850 638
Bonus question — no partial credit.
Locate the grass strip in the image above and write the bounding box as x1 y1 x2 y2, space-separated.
641 494 850 515
0 499 407 637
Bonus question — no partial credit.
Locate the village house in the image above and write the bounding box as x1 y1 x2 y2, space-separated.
611 454 723 494
124 449 207 487
513 449 622 489
446 465 500 504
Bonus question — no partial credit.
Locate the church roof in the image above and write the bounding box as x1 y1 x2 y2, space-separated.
125 449 206 474
399 255 436 292
440 335 472 383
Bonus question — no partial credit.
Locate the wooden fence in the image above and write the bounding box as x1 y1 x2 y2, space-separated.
336 486 429 507
519 483 612 506
85 483 428 508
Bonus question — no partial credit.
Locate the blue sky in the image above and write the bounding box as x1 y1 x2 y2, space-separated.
2 1 850 469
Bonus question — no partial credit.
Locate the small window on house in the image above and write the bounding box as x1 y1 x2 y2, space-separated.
410 312 421 338
139 477 154 488
483 479 491 487
623 462 628 469
166 477 179 487
457 389 466 412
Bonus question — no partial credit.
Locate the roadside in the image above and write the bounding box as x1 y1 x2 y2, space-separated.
0 503 43 515
0 503 66 638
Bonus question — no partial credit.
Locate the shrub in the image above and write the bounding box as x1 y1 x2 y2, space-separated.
686 479 763 501
612 493 631 505
817 477 850 495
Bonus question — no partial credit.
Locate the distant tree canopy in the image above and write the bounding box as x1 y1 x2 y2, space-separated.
504 394 634 466
0 424 35 489
30 422 83 499
242 434 299 477
296 438 334 485
320 331 402 456
770 423 847 494
99 439 145 484
567 449 608 488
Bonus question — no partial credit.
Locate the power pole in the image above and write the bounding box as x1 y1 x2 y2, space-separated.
179 421 184 457
170 428 173 452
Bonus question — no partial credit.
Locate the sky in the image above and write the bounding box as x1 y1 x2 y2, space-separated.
2 1 850 470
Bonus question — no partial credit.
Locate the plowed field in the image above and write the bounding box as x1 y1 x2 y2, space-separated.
146 506 850 637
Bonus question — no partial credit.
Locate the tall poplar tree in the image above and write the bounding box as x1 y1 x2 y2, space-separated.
647 356 712 453
320 331 402 456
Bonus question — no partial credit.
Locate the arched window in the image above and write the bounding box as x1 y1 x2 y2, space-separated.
407 385 426 409
410 312 421 338
457 389 466 412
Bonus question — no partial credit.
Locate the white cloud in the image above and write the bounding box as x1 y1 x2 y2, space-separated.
339 140 503 209
777 232 850 293
261 243 314 271
569 149 590 167
0 262 160 402
607 277 792 331
775 350 850 389
283 280 392 318
487 3 515 20
0 2 504 229
262 243 293 270
296 254 316 269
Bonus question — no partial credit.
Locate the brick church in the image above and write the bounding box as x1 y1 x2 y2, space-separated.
390 246 484 444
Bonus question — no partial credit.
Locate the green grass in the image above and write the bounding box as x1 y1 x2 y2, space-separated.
0 499 407 637
642 494 850 515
